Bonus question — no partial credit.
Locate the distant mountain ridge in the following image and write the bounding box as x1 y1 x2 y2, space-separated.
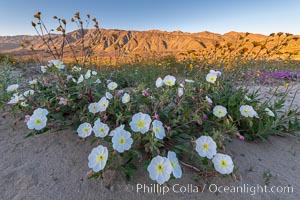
0 29 299 59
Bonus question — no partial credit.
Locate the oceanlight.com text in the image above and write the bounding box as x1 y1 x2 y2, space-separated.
125 183 294 196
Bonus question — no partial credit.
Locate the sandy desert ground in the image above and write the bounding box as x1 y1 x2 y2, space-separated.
0 79 299 200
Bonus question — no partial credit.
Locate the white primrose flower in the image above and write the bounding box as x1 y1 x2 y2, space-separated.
178 87 184 97
72 66 81 72
92 71 97 75
98 97 109 112
147 155 173 185
209 69 222 76
88 102 101 114
152 120 166 139
18 94 25 101
122 93 130 104
41 65 48 73
85 70 91 79
109 124 125 136
213 105 227 118
6 84 19 92
185 79 195 83
155 77 163 88
77 122 93 138
265 108 275 117
7 93 24 104
240 105 259 118
78 75 84 84
167 151 182 178
23 90 34 97
73 74 84 84
29 79 37 85
107 82 118 90
212 153 234 175
49 60 65 70
129 112 152 134
93 119 109 138
33 108 49 116
163 75 176 86
95 79 101 84
112 128 133 153
88 145 108 172
206 73 217 84
26 114 47 130
105 92 113 100
195 136 217 159
7 96 18 104
205 96 213 104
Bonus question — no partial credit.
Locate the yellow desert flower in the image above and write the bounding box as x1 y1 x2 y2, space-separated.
257 70 261 77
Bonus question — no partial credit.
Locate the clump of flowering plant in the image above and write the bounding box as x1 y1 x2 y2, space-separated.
2 60 299 184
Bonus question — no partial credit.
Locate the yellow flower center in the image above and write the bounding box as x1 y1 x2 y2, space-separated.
93 105 97 110
210 77 216 81
244 109 249 114
220 160 228 168
96 154 104 163
156 164 164 174
55 64 60 67
99 128 105 133
202 143 209 151
217 110 223 115
102 103 107 108
155 127 160 133
119 137 125 144
83 127 89 133
166 80 172 85
137 120 145 128
35 119 42 125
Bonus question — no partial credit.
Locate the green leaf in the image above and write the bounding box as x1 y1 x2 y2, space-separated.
174 144 192 153
50 113 64 120
127 163 137 170
202 158 209 166
88 172 101 179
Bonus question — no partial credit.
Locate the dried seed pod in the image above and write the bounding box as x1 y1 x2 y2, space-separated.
34 12 41 19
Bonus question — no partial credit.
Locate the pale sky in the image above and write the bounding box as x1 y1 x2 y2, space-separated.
0 0 299 36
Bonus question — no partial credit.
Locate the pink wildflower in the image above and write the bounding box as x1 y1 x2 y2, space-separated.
142 89 149 97
58 97 68 105
24 115 31 123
